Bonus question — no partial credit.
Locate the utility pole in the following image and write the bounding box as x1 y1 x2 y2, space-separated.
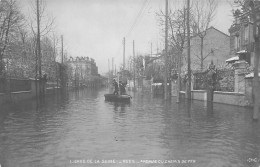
36 0 42 97
164 0 169 100
108 58 110 87
187 0 191 100
60 35 64 89
123 37 125 71
177 50 181 103
108 59 110 73
61 35 64 64
133 40 136 89
53 34 59 89
151 42 153 57
112 57 114 76
123 37 125 83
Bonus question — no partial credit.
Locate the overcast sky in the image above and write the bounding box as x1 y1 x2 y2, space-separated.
21 0 234 74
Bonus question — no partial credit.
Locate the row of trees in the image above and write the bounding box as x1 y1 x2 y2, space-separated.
0 0 66 83
123 0 218 83
158 0 218 74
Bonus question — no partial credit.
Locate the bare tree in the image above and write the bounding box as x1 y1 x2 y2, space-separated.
156 6 189 99
168 8 187 69
0 0 24 75
191 0 218 71
28 0 55 79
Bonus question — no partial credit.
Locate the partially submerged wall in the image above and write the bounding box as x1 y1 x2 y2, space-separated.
188 90 248 106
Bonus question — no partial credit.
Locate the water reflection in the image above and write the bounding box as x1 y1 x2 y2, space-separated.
206 101 214 117
111 102 130 113
0 89 259 167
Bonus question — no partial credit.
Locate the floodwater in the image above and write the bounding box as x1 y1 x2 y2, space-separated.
0 88 260 167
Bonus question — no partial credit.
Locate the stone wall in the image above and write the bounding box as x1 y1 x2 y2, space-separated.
191 90 207 101
245 77 260 106
190 90 247 106
214 91 247 106
0 79 47 105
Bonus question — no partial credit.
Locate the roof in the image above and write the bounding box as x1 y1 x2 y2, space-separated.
208 26 230 37
226 49 249 63
191 26 230 39
226 56 239 63
245 72 260 78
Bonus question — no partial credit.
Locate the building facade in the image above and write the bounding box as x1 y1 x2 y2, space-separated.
67 56 99 87
226 0 260 97
183 26 230 72
227 8 255 65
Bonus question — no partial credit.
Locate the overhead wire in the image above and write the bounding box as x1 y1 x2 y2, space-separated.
112 0 151 70
126 0 150 37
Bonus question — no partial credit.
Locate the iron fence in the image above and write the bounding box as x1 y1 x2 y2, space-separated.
193 69 234 92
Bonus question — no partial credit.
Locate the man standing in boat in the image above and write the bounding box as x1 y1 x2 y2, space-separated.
113 79 119 95
119 81 126 95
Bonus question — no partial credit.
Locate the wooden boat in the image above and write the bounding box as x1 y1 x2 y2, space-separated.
104 94 132 102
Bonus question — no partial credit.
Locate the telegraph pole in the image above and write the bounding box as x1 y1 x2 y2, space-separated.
123 37 125 71
177 51 181 103
108 58 110 87
112 57 114 76
133 40 136 89
60 35 64 89
36 0 42 96
151 42 153 57
187 0 191 100
108 59 110 73
61 35 64 64
164 0 169 100
122 37 126 84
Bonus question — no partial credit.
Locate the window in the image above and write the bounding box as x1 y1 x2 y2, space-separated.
234 35 240 50
238 38 241 50
244 24 249 43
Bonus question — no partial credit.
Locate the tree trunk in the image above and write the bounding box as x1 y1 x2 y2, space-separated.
177 51 182 102
201 37 204 71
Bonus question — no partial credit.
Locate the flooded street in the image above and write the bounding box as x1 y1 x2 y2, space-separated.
0 88 260 167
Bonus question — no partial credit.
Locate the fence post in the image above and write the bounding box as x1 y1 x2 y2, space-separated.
206 61 217 102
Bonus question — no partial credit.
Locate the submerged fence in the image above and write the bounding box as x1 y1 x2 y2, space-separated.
193 69 234 92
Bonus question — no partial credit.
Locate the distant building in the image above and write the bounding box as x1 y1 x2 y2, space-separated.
67 56 99 87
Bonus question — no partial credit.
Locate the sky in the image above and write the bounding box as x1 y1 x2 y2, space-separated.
21 0 234 75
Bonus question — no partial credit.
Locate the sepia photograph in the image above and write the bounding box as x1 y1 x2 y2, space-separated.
0 0 260 166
